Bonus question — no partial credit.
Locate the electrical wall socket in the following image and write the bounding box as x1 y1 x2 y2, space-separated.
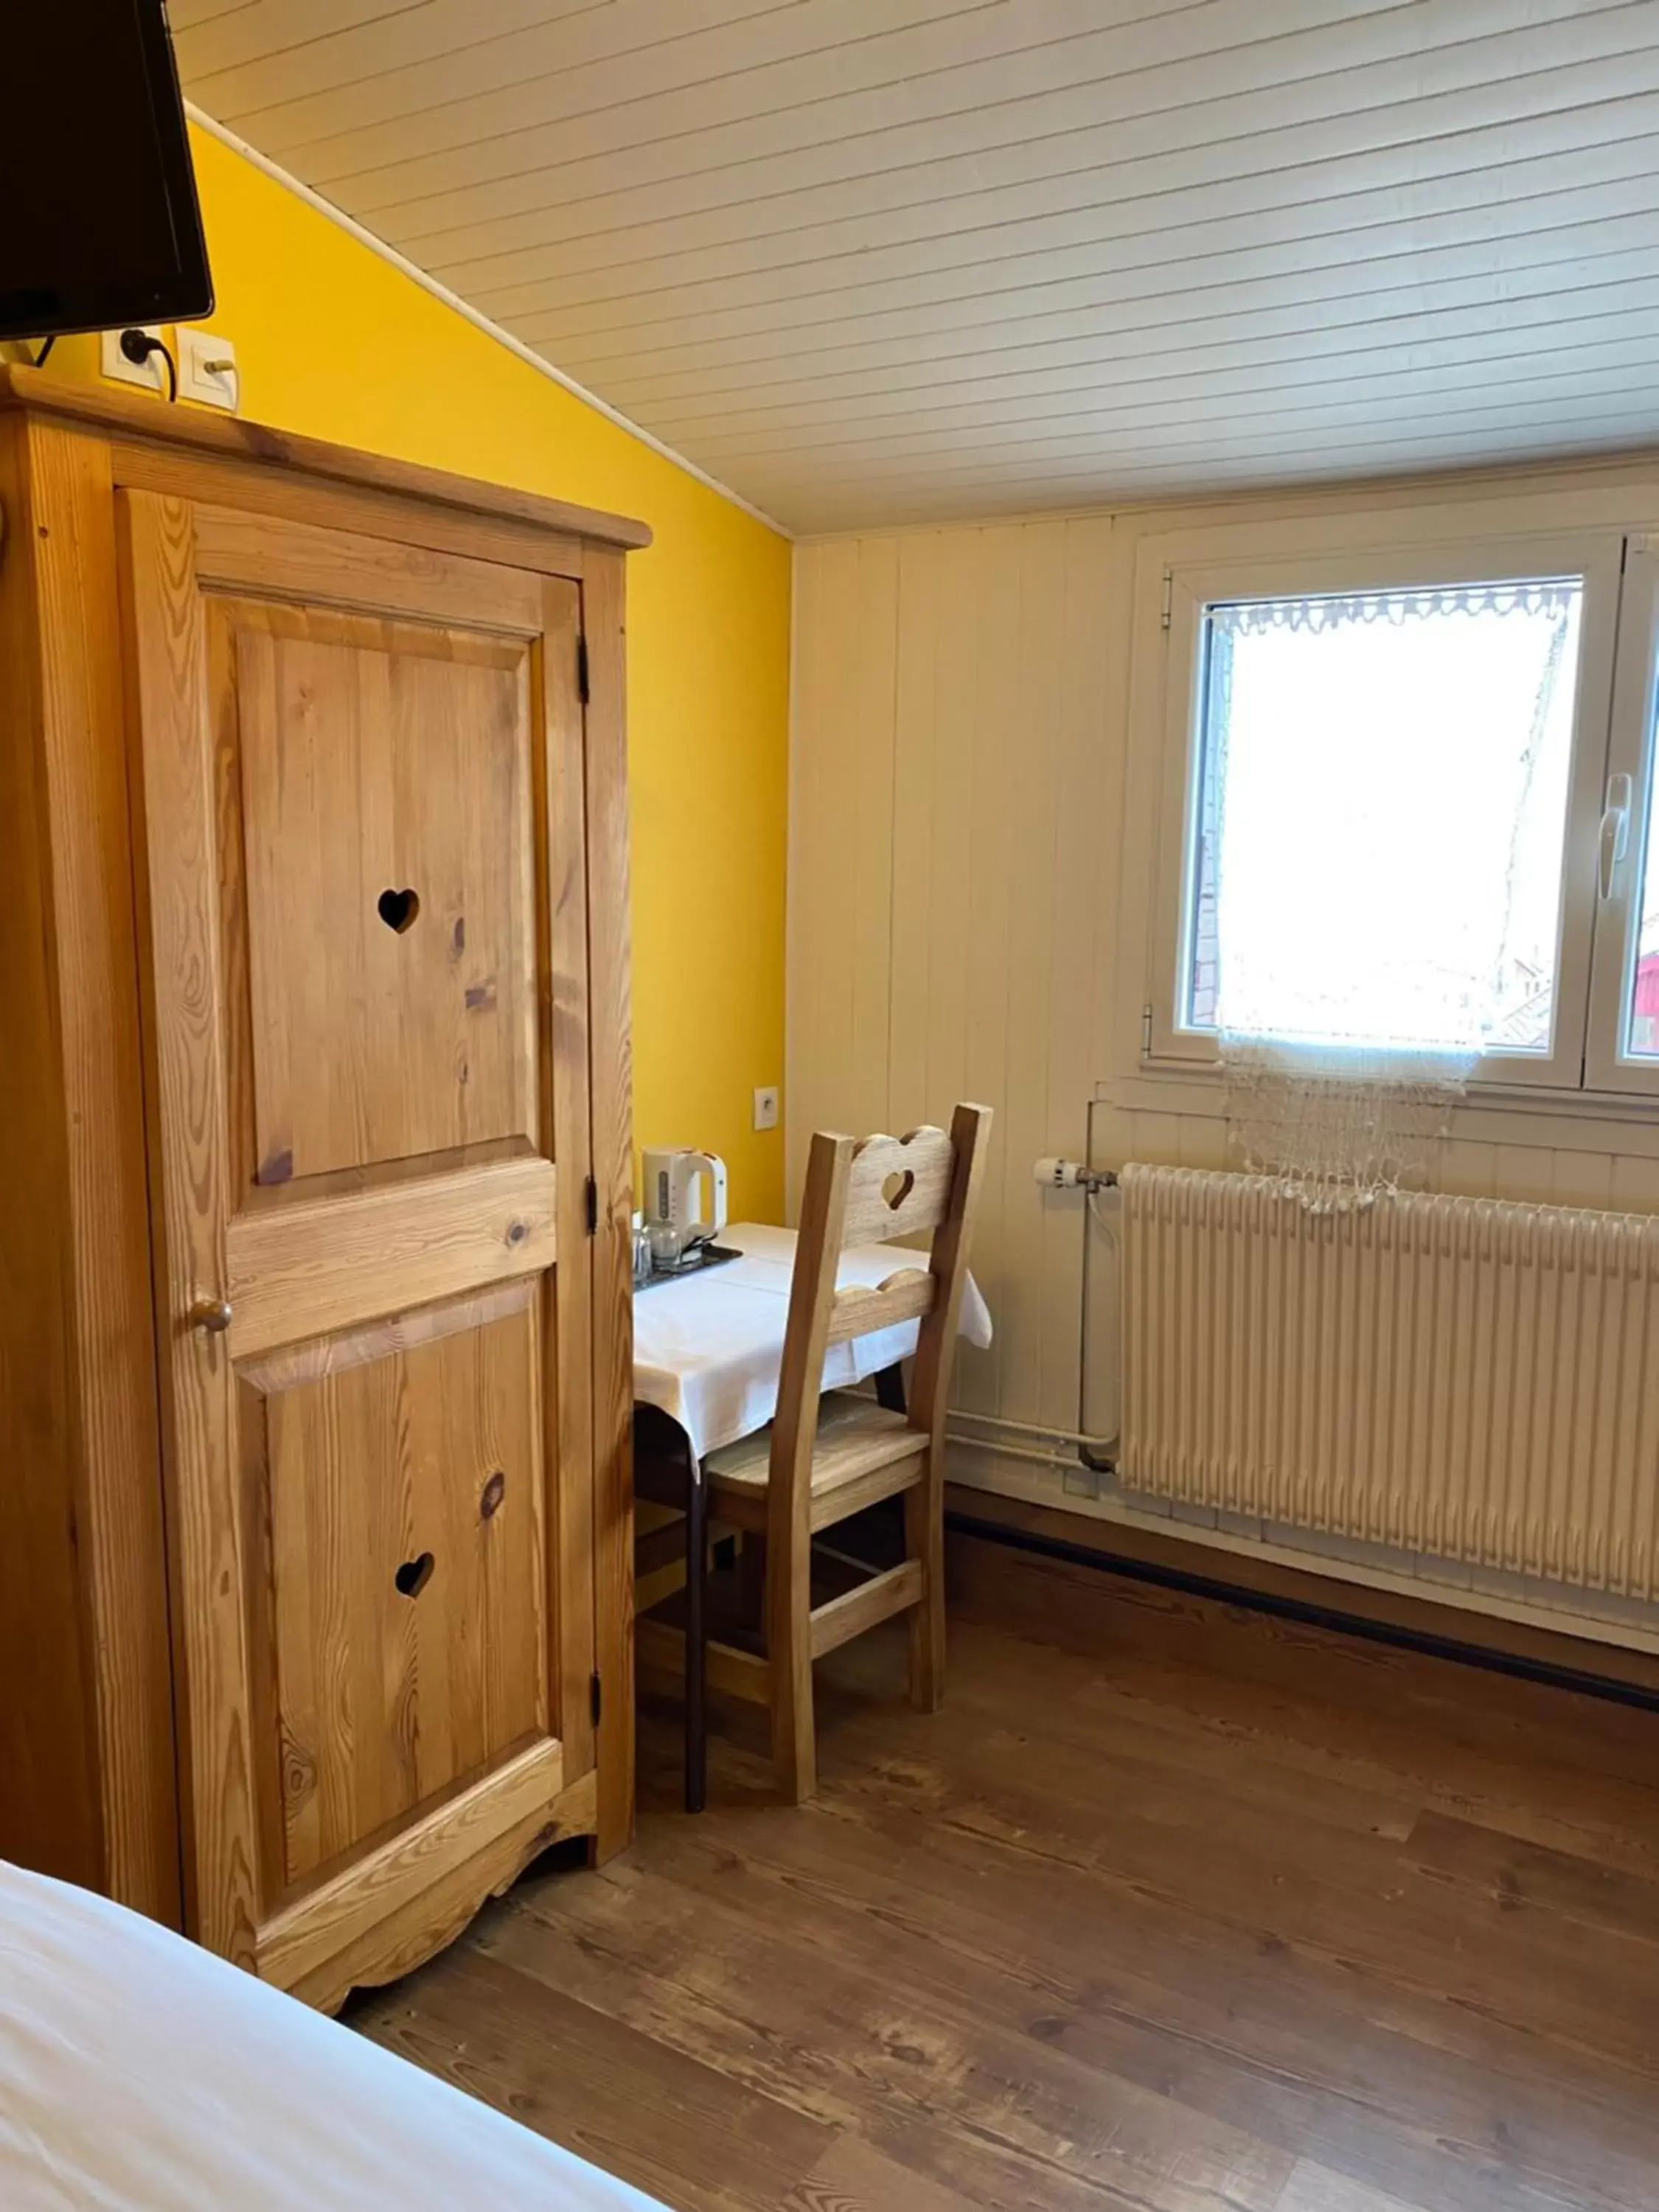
753 1085 779 1133
100 325 167 394
177 328 240 411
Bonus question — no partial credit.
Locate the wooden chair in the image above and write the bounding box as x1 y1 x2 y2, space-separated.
701 1102 992 1803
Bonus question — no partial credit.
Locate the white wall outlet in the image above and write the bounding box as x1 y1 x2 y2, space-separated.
100 325 167 393
753 1085 779 1133
178 328 240 412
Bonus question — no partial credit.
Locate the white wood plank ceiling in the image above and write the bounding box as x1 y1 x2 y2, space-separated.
172 0 1659 534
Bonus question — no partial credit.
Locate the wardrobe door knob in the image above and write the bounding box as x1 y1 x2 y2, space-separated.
188 1295 233 1335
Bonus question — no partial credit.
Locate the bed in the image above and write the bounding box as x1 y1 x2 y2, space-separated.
0 1860 663 2210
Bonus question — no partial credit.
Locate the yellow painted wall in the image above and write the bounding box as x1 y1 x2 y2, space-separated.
20 124 792 1219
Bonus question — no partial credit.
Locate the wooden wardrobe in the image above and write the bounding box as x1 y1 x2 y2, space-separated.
0 366 639 2012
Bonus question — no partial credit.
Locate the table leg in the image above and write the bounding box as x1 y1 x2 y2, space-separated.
738 1528 767 1632
875 1363 908 1415
684 1431 708 1815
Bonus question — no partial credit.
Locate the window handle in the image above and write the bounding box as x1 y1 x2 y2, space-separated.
1599 773 1633 900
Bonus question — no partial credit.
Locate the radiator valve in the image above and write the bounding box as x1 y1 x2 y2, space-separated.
1034 1157 1116 1192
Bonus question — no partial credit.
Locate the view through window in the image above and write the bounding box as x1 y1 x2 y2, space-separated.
1186 580 1584 1057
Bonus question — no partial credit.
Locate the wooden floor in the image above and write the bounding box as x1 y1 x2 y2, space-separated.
351 1529 1659 2211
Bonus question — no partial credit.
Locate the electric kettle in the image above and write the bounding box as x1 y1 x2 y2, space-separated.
641 1147 728 1252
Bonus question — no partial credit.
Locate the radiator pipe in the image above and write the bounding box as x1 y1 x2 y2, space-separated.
950 1408 1101 1447
1079 1113 1121 1472
1030 1148 1124 1469
946 1430 1078 1471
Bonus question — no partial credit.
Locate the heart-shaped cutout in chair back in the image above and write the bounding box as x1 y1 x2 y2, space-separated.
882 1169 916 1211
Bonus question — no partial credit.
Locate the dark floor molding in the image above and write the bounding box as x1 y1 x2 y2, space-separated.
946 1498 1659 1719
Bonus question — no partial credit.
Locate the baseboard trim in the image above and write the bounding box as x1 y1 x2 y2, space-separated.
944 1484 1659 1714
945 1445 1659 1661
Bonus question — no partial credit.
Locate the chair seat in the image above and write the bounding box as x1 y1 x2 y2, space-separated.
706 1391 927 1528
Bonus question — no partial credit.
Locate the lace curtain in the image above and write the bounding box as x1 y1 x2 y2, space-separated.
1203 579 1581 1211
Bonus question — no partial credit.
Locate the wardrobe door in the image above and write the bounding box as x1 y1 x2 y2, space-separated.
118 491 597 2008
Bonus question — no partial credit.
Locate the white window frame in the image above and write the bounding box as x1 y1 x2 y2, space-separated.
1585 537 1659 1099
1138 518 1637 1100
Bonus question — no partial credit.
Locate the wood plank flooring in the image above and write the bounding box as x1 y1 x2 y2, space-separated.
349 1529 1659 2211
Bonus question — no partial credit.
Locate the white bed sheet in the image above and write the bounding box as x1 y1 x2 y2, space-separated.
0 1860 664 2211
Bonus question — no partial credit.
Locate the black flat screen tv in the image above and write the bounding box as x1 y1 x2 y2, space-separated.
1 0 213 344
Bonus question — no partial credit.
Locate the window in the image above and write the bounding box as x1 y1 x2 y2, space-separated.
1186 581 1581 1056
1144 521 1659 1099
1585 538 1659 1093
1632 760 1659 1057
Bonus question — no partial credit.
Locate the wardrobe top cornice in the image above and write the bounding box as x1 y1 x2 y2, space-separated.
0 364 653 554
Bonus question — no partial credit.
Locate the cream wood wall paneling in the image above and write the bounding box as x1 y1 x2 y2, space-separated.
790 454 1659 1476
170 0 1659 532
792 513 1125 1433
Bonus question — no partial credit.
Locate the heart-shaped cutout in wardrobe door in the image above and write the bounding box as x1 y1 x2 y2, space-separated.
378 886 421 933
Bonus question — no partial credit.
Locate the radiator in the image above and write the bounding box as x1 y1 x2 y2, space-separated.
1118 1164 1659 1600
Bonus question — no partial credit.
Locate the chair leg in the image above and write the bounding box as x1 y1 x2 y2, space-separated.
765 1520 817 1804
684 1440 708 1815
904 1460 947 1712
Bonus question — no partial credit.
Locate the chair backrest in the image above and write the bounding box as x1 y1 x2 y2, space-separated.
765 1103 993 1536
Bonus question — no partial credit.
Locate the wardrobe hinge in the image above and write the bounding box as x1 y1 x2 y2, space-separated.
1142 1003 1154 1055
577 633 591 705
589 1671 602 1727
1160 568 1173 631
584 1174 599 1236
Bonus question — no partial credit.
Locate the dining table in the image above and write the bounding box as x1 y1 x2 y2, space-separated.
632 1220 993 1809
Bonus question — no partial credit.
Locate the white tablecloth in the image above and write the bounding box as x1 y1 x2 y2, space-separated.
0 1860 664 2212
633 1221 992 1461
